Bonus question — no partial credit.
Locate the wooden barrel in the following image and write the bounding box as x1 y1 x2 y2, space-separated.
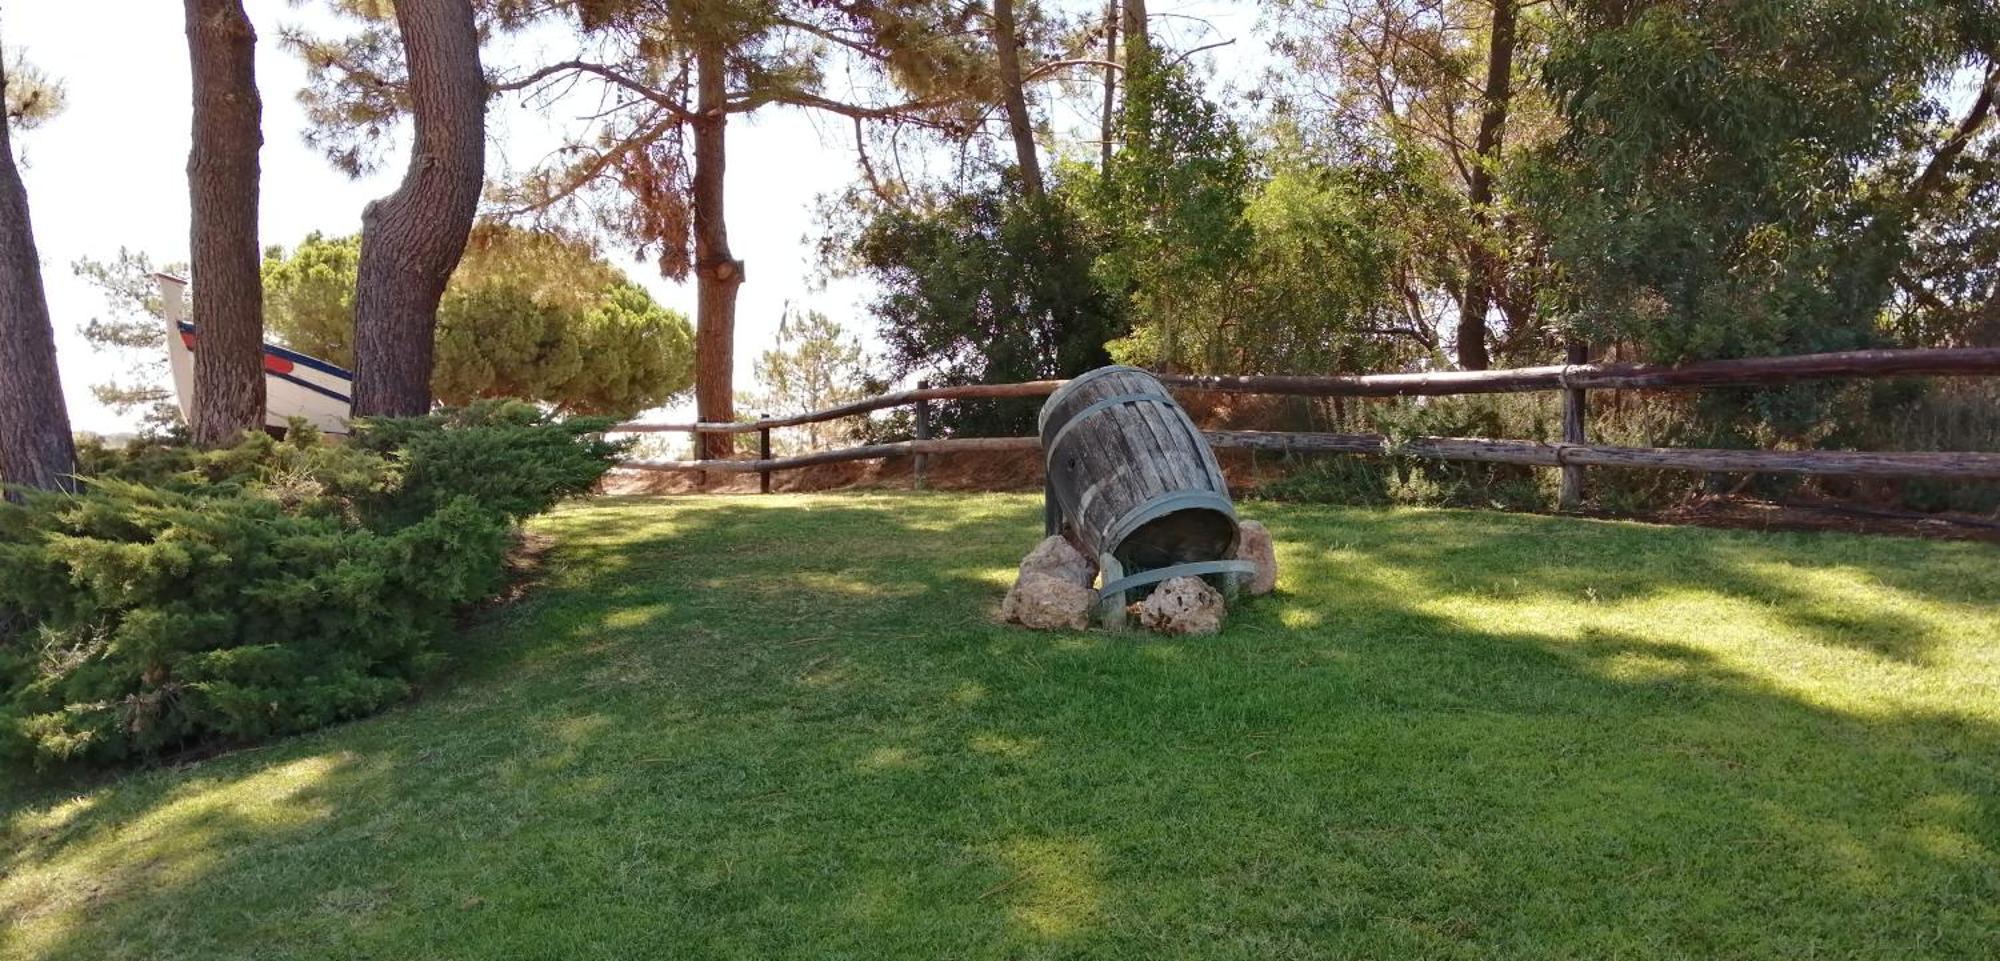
1039 366 1239 573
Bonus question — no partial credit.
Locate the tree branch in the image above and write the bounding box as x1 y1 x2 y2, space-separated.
492 60 698 124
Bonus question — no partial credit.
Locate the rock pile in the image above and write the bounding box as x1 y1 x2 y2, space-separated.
1002 519 1280 635
1000 536 1098 631
1133 576 1227 635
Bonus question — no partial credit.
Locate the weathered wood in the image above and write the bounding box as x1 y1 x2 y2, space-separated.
613 380 1065 434
625 428 2000 482
1559 341 1588 509
1201 430 1386 454
614 348 2000 438
1558 446 2000 479
1204 432 2000 478
757 419 771 494
1039 366 1236 572
912 380 931 491
1165 348 2000 398
620 436 1041 474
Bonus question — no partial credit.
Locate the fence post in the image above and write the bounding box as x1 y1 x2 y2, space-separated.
689 427 704 486
912 380 931 491
1560 341 1589 510
758 416 772 494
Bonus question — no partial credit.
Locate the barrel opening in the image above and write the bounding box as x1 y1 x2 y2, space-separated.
1114 506 1238 574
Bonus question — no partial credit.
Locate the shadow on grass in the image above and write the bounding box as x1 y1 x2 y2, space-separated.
4 494 1997 959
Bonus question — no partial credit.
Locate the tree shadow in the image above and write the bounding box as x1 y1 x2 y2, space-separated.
5 495 1998 959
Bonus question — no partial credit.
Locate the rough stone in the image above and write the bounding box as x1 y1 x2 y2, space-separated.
1134 576 1227 636
1002 572 1098 631
1017 535 1096 586
1232 520 1278 595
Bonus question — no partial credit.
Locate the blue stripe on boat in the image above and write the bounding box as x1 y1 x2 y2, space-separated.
269 368 352 405
177 321 356 380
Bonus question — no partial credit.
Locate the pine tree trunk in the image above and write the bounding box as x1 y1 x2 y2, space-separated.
185 0 266 446
0 58 76 493
1122 0 1148 59
352 0 485 417
1100 0 1117 180
993 0 1043 198
1456 0 1516 372
692 40 743 460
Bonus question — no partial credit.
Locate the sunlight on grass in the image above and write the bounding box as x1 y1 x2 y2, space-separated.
4 494 1997 960
3 753 351 958
992 837 1105 938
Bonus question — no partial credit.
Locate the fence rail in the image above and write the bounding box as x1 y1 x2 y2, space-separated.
611 347 2000 501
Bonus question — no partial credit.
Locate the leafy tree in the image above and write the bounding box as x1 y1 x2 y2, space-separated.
846 173 1121 435
741 309 874 453
262 224 695 417
1091 52 1252 373
73 250 186 430
479 0 985 456
0 51 74 492
1271 0 1560 368
184 0 267 446
1534 0 1997 363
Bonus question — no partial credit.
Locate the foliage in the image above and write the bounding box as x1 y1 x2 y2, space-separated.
0 402 625 767
740 310 876 453
1217 153 1432 374
5 494 1999 958
1260 396 1555 510
3 48 66 131
1531 0 1994 362
847 175 1122 435
1268 0 1562 365
70 249 186 431
261 224 695 417
1092 54 1254 372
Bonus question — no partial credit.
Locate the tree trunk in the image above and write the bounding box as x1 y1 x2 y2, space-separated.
184 0 265 446
1456 0 1516 372
993 0 1043 198
351 0 485 417
1100 0 1117 180
1122 0 1149 62
0 58 76 493
693 40 743 460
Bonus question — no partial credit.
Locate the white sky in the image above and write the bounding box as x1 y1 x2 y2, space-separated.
9 1 1259 434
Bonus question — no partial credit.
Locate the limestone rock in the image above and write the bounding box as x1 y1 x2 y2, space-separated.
1003 572 1098 631
1232 520 1278 595
1017 535 1096 586
1135 576 1227 636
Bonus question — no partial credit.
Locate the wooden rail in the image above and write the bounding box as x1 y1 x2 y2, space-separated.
614 348 2000 435
620 431 2000 480
610 347 2000 495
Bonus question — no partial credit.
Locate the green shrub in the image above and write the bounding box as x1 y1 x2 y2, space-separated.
0 402 625 768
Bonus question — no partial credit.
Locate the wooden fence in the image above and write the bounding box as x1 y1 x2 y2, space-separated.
612 347 2000 505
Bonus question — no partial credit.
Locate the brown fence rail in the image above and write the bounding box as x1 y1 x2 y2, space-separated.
611 347 2000 502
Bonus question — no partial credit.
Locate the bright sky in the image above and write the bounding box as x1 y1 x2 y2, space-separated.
10 1 1260 434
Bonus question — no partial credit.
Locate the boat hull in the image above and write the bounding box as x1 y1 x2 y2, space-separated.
159 274 354 434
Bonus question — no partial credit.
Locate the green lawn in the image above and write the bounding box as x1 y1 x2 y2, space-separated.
5 493 1999 960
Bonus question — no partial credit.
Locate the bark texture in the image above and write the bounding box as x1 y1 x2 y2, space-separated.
692 41 743 460
0 58 76 493
352 0 485 417
1100 0 1117 179
993 0 1043 197
1455 0 1516 372
185 0 266 446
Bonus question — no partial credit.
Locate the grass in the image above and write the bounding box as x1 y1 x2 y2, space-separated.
4 492 1999 960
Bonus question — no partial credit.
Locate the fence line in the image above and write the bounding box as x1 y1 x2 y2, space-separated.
609 347 2000 499
619 431 2000 480
611 347 2000 435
